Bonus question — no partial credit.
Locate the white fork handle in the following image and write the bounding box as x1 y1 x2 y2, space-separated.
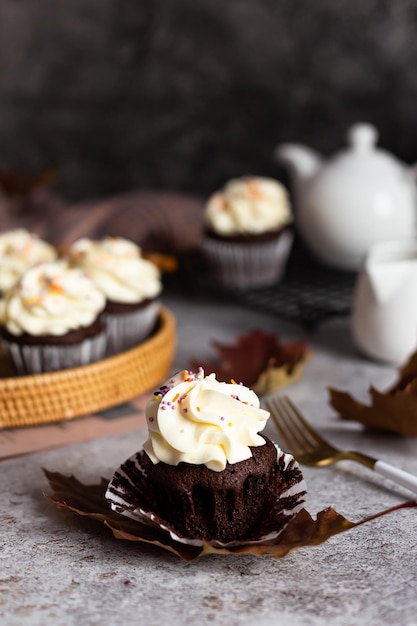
374 460 417 494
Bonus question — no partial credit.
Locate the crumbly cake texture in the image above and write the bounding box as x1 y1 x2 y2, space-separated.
107 436 305 543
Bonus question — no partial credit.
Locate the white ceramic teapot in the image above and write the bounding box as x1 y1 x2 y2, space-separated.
275 123 417 270
351 239 417 364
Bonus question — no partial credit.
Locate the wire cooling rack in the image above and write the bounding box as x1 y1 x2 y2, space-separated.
203 238 358 330
224 240 357 329
168 237 358 330
175 237 357 330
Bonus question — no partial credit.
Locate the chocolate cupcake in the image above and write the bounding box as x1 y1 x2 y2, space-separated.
0 261 106 375
106 369 306 544
202 176 293 289
67 237 162 355
0 228 57 295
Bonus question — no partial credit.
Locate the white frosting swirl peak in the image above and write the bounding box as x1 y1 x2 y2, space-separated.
68 237 162 304
0 261 106 336
143 369 270 472
0 228 57 291
204 176 291 236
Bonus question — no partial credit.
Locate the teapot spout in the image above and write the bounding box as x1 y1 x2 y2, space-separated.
410 163 417 181
274 143 322 185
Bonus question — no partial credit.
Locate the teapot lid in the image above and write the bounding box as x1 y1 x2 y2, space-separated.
331 123 405 178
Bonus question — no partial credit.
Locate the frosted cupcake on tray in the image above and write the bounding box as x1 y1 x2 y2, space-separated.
202 176 293 289
106 368 306 545
0 228 57 295
67 237 162 355
0 260 106 375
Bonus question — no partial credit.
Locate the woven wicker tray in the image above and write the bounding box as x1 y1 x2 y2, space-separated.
0 306 176 429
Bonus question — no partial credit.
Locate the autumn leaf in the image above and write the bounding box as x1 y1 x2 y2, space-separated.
192 329 311 395
329 350 417 436
0 169 59 198
142 252 178 274
43 468 416 561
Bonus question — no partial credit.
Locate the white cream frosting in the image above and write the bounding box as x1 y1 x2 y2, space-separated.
67 237 162 304
143 368 270 472
0 261 106 336
0 228 57 291
204 176 292 236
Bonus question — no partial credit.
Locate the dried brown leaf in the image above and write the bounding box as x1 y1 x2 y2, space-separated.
0 169 59 198
192 329 311 395
43 469 416 561
329 349 417 435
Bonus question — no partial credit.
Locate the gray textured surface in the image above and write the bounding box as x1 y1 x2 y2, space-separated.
0 1 417 199
2 294 417 625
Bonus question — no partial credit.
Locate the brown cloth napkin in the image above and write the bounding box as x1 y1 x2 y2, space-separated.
0 187 205 256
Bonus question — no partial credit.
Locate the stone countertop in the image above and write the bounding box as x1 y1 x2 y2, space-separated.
1 293 417 626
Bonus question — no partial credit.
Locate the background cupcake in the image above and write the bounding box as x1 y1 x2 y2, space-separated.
67 237 162 355
0 228 57 295
0 261 106 375
202 176 293 289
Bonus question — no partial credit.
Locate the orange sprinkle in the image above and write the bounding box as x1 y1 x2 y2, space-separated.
248 180 263 199
230 379 237 385
196 407 201 412
172 393 179 402
220 197 229 211
182 370 189 380
50 281 64 295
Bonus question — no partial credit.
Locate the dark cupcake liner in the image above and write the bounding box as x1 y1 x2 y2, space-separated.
105 444 307 548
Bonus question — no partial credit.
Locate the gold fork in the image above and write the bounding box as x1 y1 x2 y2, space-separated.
265 394 417 494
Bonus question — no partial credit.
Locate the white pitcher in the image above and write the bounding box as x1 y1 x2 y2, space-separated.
352 239 417 363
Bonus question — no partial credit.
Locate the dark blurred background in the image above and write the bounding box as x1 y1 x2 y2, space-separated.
0 0 416 202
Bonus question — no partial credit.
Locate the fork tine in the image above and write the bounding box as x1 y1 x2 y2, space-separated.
282 396 330 448
267 396 317 454
270 403 305 456
266 394 334 458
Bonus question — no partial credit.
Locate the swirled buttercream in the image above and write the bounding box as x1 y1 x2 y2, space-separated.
0 261 106 336
68 237 162 304
0 229 57 292
204 176 291 236
143 369 270 471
